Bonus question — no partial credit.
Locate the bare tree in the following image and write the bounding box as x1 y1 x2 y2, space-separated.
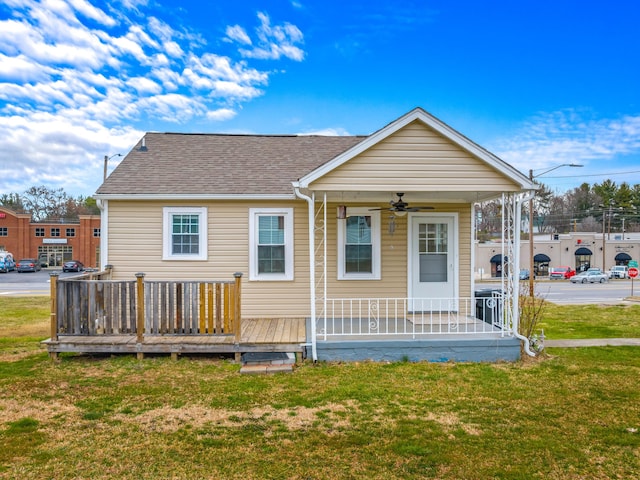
20 186 70 222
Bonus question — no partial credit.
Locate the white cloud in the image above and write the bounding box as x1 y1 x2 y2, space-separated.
225 25 252 45
127 76 163 95
67 0 117 27
300 127 352 136
0 54 52 81
227 12 305 61
0 1 306 196
491 109 640 174
207 108 237 121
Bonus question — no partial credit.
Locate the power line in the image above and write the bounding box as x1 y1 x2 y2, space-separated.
544 169 640 179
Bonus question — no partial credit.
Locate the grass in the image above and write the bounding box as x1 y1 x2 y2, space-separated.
0 296 639 479
538 303 640 339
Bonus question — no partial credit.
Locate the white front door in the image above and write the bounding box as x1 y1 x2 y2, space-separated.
409 214 457 308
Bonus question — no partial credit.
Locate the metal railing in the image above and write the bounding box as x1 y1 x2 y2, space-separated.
317 295 510 340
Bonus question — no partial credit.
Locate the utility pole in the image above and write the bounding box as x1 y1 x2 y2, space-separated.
528 169 534 297
527 164 583 297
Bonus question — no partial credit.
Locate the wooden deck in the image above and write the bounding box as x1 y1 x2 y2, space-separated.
43 317 307 361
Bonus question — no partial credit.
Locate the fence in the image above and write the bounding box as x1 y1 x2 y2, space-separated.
50 270 243 343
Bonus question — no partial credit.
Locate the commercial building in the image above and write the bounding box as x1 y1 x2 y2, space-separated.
0 207 101 268
476 232 640 278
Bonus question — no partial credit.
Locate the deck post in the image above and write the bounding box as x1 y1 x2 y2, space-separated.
49 272 59 360
135 273 145 353
233 272 243 362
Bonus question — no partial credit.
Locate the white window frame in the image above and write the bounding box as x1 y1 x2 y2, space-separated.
162 207 208 261
337 207 381 280
249 208 294 281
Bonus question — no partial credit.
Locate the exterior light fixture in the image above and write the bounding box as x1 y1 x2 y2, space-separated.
337 205 347 219
103 153 123 182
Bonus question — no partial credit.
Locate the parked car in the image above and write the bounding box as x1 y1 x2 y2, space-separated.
0 252 16 273
519 269 530 280
38 254 50 268
609 265 629 279
17 258 42 273
570 270 609 284
62 260 84 272
549 266 576 280
586 267 610 279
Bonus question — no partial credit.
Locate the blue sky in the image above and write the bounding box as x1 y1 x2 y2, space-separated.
1 0 639 197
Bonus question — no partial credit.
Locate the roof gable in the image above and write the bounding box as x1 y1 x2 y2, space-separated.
297 107 534 191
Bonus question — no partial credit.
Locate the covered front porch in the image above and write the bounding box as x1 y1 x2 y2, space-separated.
311 293 520 362
292 188 530 362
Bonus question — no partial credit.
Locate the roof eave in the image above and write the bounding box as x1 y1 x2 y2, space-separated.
93 193 298 201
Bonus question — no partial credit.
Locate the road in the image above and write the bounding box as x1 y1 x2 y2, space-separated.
477 278 639 305
1 270 639 304
0 269 83 296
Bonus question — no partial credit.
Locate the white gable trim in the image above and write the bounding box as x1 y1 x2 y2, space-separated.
297 107 536 191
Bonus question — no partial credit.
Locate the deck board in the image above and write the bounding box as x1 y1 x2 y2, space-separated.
44 318 307 357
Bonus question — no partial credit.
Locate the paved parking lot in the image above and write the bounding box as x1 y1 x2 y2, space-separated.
0 269 85 296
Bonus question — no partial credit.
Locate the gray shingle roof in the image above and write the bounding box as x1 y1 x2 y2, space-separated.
96 133 365 196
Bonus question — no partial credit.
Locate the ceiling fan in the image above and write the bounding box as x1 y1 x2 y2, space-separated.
369 193 434 215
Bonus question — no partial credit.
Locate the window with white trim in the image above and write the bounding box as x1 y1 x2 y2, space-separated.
337 208 380 280
162 207 207 260
249 208 294 281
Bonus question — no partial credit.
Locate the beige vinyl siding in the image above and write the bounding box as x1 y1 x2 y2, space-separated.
322 203 472 299
106 200 312 318
309 121 520 192
106 199 472 318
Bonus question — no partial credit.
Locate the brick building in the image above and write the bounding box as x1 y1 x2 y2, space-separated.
0 207 101 268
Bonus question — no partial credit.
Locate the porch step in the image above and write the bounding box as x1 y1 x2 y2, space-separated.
239 352 296 374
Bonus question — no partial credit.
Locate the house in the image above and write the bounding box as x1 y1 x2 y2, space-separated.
92 107 536 363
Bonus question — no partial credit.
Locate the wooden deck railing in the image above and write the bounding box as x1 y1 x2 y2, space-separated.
49 271 243 342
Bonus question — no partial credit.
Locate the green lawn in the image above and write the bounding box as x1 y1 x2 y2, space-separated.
1 297 639 479
539 303 640 339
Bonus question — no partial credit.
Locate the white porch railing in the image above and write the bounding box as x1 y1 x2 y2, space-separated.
317 295 512 340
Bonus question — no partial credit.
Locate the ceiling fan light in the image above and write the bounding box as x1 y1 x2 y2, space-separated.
394 210 407 217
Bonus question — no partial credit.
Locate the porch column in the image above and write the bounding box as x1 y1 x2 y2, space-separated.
502 192 535 356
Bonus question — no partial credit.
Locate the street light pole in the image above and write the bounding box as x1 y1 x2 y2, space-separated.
103 153 123 182
529 169 534 297
528 163 583 297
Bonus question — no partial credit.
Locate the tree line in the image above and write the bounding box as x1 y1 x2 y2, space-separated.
0 186 100 222
477 180 640 241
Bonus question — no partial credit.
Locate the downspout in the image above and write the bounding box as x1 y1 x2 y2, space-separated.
513 191 536 357
294 186 317 361
96 199 108 271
